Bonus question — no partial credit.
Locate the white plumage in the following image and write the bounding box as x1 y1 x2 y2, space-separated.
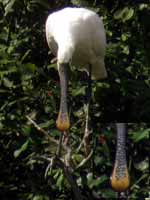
46 7 107 79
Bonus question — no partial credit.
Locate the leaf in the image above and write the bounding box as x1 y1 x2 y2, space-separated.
71 0 87 6
123 8 134 22
101 189 116 198
23 63 36 73
139 3 148 10
50 129 60 137
22 125 31 136
4 0 16 16
29 0 47 8
73 109 84 117
87 172 93 188
20 50 31 63
38 120 54 129
72 153 84 163
71 86 86 96
56 174 64 190
53 170 60 180
3 77 13 88
134 159 149 171
123 45 129 55
87 173 108 189
77 177 82 186
129 128 150 143
114 7 134 22
47 63 57 70
90 175 108 188
33 195 48 200
121 33 127 41
14 139 30 158
114 7 127 20
94 156 103 166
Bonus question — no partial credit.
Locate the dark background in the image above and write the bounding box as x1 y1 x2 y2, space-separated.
0 0 149 199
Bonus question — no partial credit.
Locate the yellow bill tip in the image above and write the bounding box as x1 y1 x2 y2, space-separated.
56 112 70 131
111 168 130 192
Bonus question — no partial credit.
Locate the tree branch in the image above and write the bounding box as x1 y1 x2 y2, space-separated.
26 115 59 145
76 150 93 170
55 156 83 200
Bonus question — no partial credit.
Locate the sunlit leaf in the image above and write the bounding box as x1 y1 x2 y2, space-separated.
14 139 30 158
56 174 64 190
129 129 150 142
134 158 149 171
114 7 134 22
87 172 93 188
4 0 16 16
3 77 13 88
21 50 31 63
123 45 129 55
71 86 86 96
39 120 54 129
139 3 148 10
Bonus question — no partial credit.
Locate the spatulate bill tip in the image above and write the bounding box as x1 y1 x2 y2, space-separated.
56 112 70 132
111 166 130 192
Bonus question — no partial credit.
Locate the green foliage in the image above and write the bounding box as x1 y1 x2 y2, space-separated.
0 0 150 200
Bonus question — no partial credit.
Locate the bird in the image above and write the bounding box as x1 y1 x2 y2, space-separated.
111 123 130 192
45 8 130 194
45 7 107 132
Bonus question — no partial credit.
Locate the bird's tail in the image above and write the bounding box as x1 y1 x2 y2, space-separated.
92 58 107 80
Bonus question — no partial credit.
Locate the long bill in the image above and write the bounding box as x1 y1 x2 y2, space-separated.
111 123 130 192
56 62 70 132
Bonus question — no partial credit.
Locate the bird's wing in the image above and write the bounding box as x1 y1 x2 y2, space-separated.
45 15 58 56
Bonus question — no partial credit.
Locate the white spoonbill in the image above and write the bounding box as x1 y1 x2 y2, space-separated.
45 7 107 131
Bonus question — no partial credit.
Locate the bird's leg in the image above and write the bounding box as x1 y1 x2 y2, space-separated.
56 133 63 157
111 123 130 192
77 65 92 154
56 62 70 132
83 64 92 156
